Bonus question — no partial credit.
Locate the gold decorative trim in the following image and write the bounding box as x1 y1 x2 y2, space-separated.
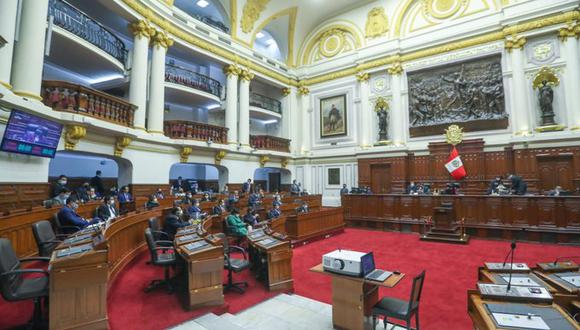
558 22 579 41
250 7 298 67
223 64 242 77
387 62 403 75
445 124 464 146
281 88 291 96
298 85 310 96
505 35 526 52
281 158 289 168
570 126 580 131
180 146 192 163
259 155 269 167
64 125 87 151
300 24 363 66
114 136 132 156
535 125 566 132
240 69 255 82
374 97 389 112
151 30 173 49
532 66 559 89
356 72 370 82
375 140 392 146
0 81 13 90
128 20 155 39
365 7 389 38
215 150 227 165
13 90 42 101
241 0 270 34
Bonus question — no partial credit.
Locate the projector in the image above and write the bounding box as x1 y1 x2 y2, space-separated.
322 249 365 277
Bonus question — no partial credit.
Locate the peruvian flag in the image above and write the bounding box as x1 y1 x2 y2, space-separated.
445 146 466 180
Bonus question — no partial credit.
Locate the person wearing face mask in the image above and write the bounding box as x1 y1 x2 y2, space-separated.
87 187 99 201
225 208 248 237
57 197 101 234
181 191 194 205
267 204 282 220
118 186 133 203
187 199 206 220
52 175 68 198
146 194 160 209
90 170 105 196
76 182 91 202
213 199 227 215
154 188 165 200
273 195 282 207
97 196 119 221
163 207 189 240
297 201 309 214
201 192 211 202
51 188 72 207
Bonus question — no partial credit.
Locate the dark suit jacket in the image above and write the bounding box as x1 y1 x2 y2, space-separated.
213 205 226 215
51 183 67 198
242 182 251 193
163 214 189 240
97 204 118 220
118 192 133 203
267 209 281 219
90 176 105 195
57 206 88 234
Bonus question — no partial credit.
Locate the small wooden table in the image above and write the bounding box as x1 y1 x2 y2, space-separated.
310 263 405 330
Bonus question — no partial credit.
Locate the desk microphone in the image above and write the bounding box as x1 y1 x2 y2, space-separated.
505 240 517 292
552 256 580 265
502 240 517 267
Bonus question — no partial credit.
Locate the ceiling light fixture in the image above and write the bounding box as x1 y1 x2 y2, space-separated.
256 32 265 39
265 39 275 45
196 0 209 8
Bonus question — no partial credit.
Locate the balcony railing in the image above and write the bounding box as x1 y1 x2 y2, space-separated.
195 15 229 34
48 0 128 65
165 63 223 98
250 93 282 114
250 135 290 153
42 80 136 127
164 120 228 144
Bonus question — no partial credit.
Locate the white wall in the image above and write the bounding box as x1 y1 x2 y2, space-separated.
49 152 118 178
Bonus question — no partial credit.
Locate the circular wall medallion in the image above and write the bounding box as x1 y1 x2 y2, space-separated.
427 0 463 19
319 30 345 58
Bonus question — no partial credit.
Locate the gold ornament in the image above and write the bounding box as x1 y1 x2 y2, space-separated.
215 150 226 165
180 147 192 163
151 30 173 49
298 84 310 96
114 136 132 157
532 66 559 89
240 69 255 82
128 20 155 39
281 88 291 96
64 125 86 151
558 22 579 41
241 0 270 33
445 124 464 146
424 0 465 20
504 35 526 52
387 62 403 75
374 97 389 112
318 28 346 58
281 158 289 168
356 72 370 82
365 7 389 38
223 64 242 77
259 155 269 167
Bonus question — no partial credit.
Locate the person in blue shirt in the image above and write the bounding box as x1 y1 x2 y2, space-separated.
213 199 227 215
57 198 101 234
243 208 259 226
227 191 239 210
273 195 282 207
118 186 133 203
297 201 309 213
340 184 349 195
242 179 252 194
187 199 206 220
248 192 261 208
267 204 282 220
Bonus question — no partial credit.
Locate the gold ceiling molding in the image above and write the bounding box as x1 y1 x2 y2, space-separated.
241 0 270 33
223 64 242 77
504 35 526 52
240 69 255 82
281 158 289 168
298 84 310 96
114 136 132 156
387 62 403 75
558 21 580 41
423 0 467 20
249 7 298 67
300 24 363 66
259 155 269 167
365 7 389 38
356 71 370 82
64 125 86 151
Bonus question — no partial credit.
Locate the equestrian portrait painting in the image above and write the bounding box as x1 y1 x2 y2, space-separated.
320 94 347 138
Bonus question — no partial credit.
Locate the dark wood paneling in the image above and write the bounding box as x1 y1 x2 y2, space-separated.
129 184 170 198
0 183 50 213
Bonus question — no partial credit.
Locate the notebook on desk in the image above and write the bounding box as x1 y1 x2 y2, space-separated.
361 252 392 282
183 240 210 253
63 233 93 245
176 234 200 243
248 228 266 240
257 237 280 248
56 243 93 258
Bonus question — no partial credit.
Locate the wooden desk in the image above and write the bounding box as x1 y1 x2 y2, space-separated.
478 268 558 293
285 207 344 245
175 235 224 310
247 231 293 291
310 264 405 330
467 290 579 330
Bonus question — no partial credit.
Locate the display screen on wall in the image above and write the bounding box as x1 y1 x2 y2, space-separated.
320 94 347 138
0 109 63 158
407 55 508 137
328 168 340 185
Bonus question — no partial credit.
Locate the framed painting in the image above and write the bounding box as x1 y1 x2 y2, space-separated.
320 95 347 138
328 168 341 185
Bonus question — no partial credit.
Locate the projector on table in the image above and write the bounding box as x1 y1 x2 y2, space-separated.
322 249 365 277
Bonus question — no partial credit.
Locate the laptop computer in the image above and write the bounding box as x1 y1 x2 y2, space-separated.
361 252 392 282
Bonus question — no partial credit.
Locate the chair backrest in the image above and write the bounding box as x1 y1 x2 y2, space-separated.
31 220 58 257
0 239 22 301
407 270 426 314
148 217 160 232
144 228 159 263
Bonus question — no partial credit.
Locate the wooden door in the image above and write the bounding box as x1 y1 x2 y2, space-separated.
268 172 281 192
537 156 573 191
370 164 391 193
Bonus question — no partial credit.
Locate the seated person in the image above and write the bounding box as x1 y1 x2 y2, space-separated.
174 187 186 198
225 208 248 237
296 201 309 213
267 204 282 220
363 186 372 195
416 183 425 195
51 175 68 198
273 195 283 207
443 183 459 195
108 186 118 197
163 207 189 240
187 199 207 220
51 188 71 207
486 177 503 195
548 185 564 196
86 187 99 201
76 182 91 202
243 208 259 226
248 192 262 208
290 180 301 195
221 185 229 195
227 191 239 210
97 196 119 221
181 191 194 205
213 199 227 215
242 179 252 194
422 184 431 194
340 184 349 195
57 197 101 234
172 176 184 192
146 194 160 209
407 181 418 195
154 188 165 200
508 174 528 195
118 186 133 203
201 192 211 202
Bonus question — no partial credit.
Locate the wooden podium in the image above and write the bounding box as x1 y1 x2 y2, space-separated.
421 202 469 244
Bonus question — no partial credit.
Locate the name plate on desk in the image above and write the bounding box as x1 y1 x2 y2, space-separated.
256 237 281 248
554 272 580 288
176 234 201 244
177 227 197 236
485 262 530 272
56 243 93 258
248 229 266 240
63 233 93 245
537 261 579 272
183 240 210 253
478 283 553 303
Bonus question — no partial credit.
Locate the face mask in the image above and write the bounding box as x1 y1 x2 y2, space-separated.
153 199 158 203
71 203 79 210
109 200 115 205
64 193 71 199
59 180 67 185
176 211 183 217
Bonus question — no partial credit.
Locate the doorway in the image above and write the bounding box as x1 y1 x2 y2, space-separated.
370 164 391 194
537 156 573 192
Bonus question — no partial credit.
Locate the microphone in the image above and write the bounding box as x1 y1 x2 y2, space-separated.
502 240 517 266
506 240 517 292
552 256 580 266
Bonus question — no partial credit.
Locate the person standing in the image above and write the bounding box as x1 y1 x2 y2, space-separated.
90 170 105 196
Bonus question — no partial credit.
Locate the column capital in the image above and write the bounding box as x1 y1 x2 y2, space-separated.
356 71 370 82
151 30 173 49
298 85 310 96
114 136 132 157
558 22 579 42
128 20 155 40
505 35 527 52
387 62 403 76
64 125 87 151
180 147 192 163
240 69 254 82
281 87 292 96
223 64 241 77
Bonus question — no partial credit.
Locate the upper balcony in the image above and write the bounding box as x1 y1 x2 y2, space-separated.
46 0 128 77
164 120 228 144
250 92 282 120
250 135 290 153
165 63 223 108
42 80 136 127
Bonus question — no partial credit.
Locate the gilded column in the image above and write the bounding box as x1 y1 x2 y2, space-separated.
356 72 372 147
388 63 405 145
128 20 154 130
238 69 254 147
559 23 580 130
147 30 173 134
0 0 19 90
11 0 50 100
223 64 240 144
281 87 297 153
298 85 311 155
505 35 531 135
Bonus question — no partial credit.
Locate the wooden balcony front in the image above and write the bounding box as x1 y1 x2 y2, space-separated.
42 80 136 127
164 120 228 144
250 135 290 153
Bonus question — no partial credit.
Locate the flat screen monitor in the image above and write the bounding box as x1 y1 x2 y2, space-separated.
361 252 376 277
1 109 63 158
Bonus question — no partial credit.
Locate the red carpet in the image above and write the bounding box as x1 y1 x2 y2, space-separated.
1 229 579 329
